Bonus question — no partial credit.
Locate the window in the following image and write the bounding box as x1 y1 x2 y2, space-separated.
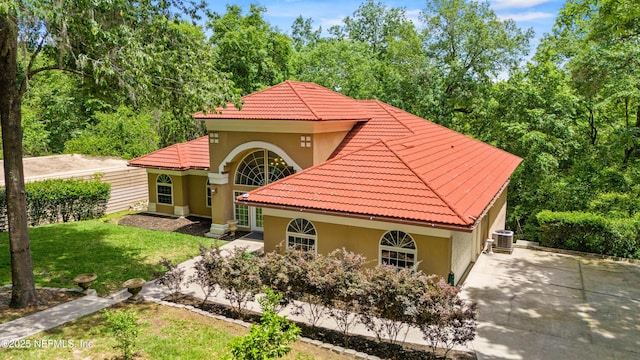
206 179 212 207
235 150 295 186
234 191 249 226
286 218 316 253
156 174 173 205
380 230 417 269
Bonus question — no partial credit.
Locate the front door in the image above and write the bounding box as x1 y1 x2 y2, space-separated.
250 207 264 232
234 191 263 233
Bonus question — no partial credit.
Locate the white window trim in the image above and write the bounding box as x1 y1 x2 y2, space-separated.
219 141 302 173
379 230 417 270
234 191 249 227
156 174 173 206
234 149 296 187
286 218 317 255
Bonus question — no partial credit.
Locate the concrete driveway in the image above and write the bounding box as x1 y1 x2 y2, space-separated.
462 247 640 359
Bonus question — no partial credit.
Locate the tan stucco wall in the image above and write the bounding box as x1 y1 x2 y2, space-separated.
312 131 350 163
210 132 314 172
146 171 193 215
263 215 451 278
487 187 508 235
187 175 210 217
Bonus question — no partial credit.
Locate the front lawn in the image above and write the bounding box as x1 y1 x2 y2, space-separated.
0 302 353 360
0 219 221 295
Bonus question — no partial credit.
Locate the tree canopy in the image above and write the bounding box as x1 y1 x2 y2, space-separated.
3 0 640 307
0 0 238 307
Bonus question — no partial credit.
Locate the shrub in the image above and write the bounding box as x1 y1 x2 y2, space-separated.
189 244 224 304
154 257 186 299
103 309 139 360
358 265 416 345
0 177 110 229
537 210 639 258
323 248 367 343
230 287 300 360
411 276 477 357
192 245 261 314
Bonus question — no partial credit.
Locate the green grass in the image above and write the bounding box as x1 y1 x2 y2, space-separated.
0 303 353 359
0 219 222 295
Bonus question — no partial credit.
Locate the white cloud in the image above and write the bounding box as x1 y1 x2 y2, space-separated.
490 0 552 10
318 16 345 29
498 11 555 22
405 9 422 26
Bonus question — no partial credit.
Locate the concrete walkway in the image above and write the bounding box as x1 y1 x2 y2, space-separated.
0 237 264 344
462 247 640 360
0 292 125 343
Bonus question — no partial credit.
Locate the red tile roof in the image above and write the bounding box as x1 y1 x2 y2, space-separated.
193 81 370 121
238 141 467 225
331 100 430 157
128 136 209 170
240 105 523 228
129 81 523 228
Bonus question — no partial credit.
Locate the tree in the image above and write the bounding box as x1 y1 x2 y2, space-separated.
551 0 640 166
421 0 533 132
0 0 237 308
208 4 292 94
64 106 159 159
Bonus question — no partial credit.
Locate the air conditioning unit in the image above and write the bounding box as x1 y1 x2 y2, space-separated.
493 230 514 254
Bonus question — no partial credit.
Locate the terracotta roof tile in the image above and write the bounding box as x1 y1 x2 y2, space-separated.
240 141 468 226
331 100 427 157
128 136 209 170
242 102 522 228
194 81 370 121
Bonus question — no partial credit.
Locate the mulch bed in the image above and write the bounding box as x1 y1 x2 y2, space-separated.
117 213 249 241
0 288 81 324
167 294 476 360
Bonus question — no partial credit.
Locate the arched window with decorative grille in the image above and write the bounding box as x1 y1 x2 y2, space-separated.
379 230 417 269
286 218 317 253
235 150 295 186
156 174 173 205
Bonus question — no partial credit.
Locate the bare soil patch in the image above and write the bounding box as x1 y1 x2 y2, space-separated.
118 213 212 237
118 213 249 240
0 287 81 324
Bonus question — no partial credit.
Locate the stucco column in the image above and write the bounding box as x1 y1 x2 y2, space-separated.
206 172 232 237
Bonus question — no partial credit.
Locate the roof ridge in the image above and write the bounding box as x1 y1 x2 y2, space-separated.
381 139 472 225
129 141 181 163
286 80 322 120
371 100 415 134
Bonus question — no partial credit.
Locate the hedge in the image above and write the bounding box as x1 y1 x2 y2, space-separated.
536 210 640 259
0 178 110 230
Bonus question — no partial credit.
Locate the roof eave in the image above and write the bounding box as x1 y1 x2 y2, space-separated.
126 164 209 171
235 200 474 233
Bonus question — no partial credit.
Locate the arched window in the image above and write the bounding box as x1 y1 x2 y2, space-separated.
156 174 173 205
286 218 317 253
235 150 295 186
380 230 417 269
206 179 212 207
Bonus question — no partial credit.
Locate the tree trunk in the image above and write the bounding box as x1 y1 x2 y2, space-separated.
0 14 38 308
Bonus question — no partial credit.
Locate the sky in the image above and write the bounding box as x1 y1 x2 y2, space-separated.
207 0 566 54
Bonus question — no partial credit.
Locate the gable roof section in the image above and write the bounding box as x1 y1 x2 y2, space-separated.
128 136 209 170
194 81 370 121
239 141 467 226
240 105 523 228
